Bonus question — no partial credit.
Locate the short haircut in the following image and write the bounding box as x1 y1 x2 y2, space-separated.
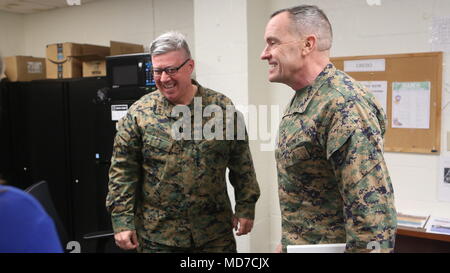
150 31 192 58
271 5 333 51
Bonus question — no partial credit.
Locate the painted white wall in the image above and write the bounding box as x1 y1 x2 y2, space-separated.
247 0 276 253
0 11 25 56
194 0 248 106
194 0 253 253
266 0 450 247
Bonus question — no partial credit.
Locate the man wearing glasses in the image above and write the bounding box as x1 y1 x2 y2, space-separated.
106 31 260 253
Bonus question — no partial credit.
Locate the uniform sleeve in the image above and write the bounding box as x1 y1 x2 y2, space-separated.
227 110 260 219
327 105 397 253
106 112 142 233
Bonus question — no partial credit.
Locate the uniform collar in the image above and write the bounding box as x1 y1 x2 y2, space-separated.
284 63 335 116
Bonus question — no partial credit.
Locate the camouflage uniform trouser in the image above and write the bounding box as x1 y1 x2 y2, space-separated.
137 233 237 253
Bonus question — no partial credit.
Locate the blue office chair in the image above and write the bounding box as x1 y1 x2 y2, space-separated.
25 181 69 251
25 181 130 253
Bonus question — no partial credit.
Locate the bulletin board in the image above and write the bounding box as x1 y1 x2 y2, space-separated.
331 52 443 154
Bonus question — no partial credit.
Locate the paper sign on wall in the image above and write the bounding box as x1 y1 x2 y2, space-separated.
439 156 450 203
360 81 388 112
431 16 450 52
344 59 385 72
391 81 431 129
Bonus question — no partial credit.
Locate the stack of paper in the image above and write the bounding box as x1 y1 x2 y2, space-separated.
425 217 450 235
397 213 430 229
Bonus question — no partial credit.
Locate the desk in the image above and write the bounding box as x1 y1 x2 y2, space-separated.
395 227 450 253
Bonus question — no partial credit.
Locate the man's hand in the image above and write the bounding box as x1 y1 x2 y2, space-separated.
232 217 254 236
114 230 139 250
274 243 282 253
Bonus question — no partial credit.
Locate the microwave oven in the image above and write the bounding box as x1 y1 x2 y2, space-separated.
106 53 156 89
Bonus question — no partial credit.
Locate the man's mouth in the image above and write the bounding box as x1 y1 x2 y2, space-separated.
269 62 278 72
163 82 176 89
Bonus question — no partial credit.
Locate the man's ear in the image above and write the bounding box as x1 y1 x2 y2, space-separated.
188 59 195 73
302 35 317 55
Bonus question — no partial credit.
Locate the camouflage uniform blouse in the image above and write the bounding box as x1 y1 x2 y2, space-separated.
276 64 397 253
106 80 260 248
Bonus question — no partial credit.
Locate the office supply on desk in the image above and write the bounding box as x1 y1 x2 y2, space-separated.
397 212 430 229
426 216 450 235
287 243 346 253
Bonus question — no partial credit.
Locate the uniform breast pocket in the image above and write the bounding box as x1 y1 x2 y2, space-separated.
143 134 173 179
143 134 172 155
279 144 311 168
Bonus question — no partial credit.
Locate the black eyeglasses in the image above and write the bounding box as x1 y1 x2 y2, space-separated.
152 59 190 77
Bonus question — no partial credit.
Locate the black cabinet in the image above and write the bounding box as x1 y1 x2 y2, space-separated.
67 78 110 249
0 81 13 184
25 81 73 237
0 77 151 252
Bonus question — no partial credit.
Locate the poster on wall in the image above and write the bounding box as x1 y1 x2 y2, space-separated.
431 16 450 52
391 81 431 129
439 156 450 203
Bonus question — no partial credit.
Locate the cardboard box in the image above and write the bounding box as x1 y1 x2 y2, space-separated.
0 56 5 80
0 63 5 80
76 44 111 62
82 59 106 77
46 43 82 79
81 41 144 78
110 41 144 56
46 42 110 79
46 41 143 79
4 56 46 82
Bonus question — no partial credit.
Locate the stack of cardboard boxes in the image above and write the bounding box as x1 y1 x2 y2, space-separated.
2 41 144 82
83 41 144 77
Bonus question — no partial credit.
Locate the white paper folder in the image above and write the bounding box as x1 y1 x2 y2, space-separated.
287 243 346 253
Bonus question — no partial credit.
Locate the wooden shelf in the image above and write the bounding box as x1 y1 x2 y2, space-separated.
397 227 450 243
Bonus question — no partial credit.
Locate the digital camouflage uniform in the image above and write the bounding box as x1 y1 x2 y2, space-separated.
276 63 397 253
106 80 260 252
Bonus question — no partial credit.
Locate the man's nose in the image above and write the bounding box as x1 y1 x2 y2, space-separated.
260 46 270 60
160 71 172 82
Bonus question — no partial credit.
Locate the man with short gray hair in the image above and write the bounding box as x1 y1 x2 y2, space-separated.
261 5 397 253
107 31 260 253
